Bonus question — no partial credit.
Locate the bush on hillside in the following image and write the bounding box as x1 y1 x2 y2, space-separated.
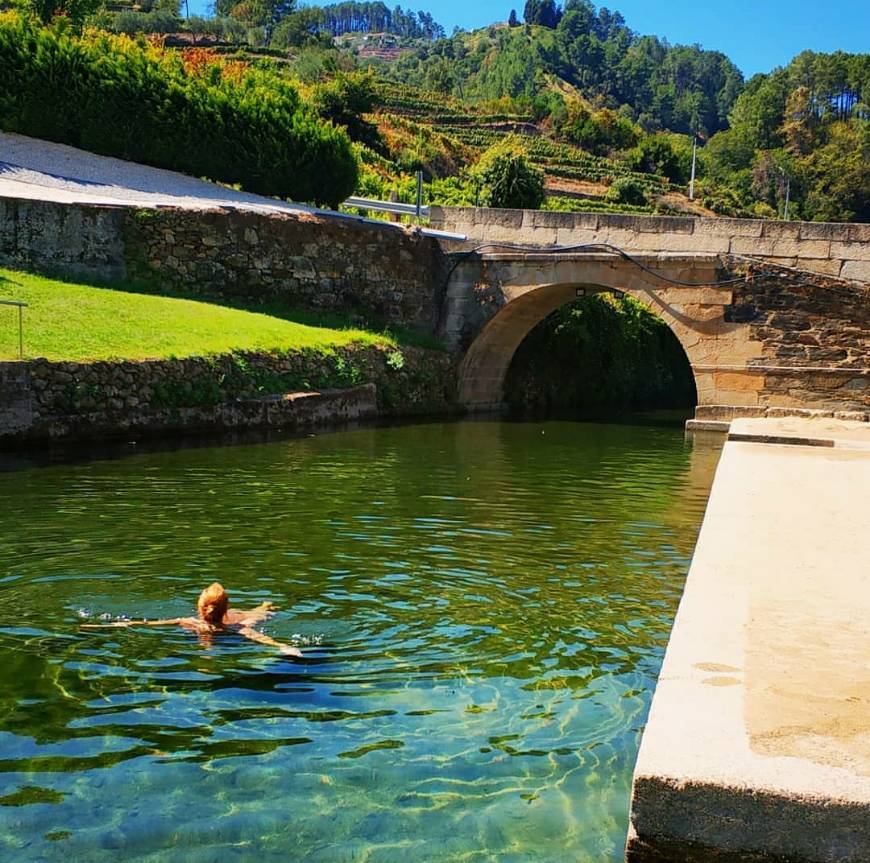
110 10 177 34
0 13 358 207
605 177 649 206
472 137 545 210
311 71 383 151
626 135 688 184
557 104 638 156
28 0 99 26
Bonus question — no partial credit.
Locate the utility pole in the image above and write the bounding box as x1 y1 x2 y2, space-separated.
688 134 697 201
778 166 791 220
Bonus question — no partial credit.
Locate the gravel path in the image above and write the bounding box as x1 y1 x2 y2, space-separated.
0 131 320 215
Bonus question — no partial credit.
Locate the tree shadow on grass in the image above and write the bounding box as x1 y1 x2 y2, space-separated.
11 267 444 351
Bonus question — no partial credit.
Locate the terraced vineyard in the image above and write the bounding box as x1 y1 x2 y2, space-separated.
376 82 673 198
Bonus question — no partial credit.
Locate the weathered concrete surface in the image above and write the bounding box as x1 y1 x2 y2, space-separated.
627 418 870 863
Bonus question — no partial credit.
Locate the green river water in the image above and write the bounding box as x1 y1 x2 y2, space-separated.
0 419 719 862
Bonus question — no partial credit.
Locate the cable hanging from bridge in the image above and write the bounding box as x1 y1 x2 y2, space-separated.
444 241 747 289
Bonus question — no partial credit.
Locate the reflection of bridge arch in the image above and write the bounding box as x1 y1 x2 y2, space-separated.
443 253 742 410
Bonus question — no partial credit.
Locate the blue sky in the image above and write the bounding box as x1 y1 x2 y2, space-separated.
191 0 870 78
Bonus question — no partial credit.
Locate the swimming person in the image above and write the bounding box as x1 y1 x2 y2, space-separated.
81 582 302 657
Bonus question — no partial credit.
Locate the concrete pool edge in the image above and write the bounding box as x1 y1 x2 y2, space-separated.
626 417 870 863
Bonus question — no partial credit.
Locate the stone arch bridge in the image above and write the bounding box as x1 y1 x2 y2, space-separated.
439 248 870 423
431 208 870 424
442 250 732 409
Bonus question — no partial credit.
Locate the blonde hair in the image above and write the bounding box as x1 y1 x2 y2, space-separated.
197 582 229 623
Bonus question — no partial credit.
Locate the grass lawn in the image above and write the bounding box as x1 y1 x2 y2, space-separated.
0 268 400 362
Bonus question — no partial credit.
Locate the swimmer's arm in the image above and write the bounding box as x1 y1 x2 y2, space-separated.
238 626 302 658
81 617 191 629
236 602 276 625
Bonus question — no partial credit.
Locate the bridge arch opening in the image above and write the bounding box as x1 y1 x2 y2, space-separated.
505 290 697 414
457 281 700 413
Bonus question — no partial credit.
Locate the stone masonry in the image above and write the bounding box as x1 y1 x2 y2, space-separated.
430 206 870 283
444 251 870 417
2 195 868 431
0 346 457 444
0 196 448 334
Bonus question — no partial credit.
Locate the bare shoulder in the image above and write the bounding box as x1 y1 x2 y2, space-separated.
178 616 208 632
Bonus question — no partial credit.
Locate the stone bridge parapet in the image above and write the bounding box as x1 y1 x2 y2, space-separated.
430 206 870 284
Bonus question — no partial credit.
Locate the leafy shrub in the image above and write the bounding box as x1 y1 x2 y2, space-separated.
311 71 382 151
110 10 178 34
471 136 545 210
28 0 99 26
605 177 648 206
699 182 747 217
0 13 358 207
557 104 638 156
625 135 688 183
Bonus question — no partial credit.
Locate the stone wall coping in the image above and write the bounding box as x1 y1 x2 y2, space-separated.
429 205 868 243
628 430 870 861
468 250 723 265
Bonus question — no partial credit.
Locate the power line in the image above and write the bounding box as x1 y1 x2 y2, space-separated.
444 241 746 289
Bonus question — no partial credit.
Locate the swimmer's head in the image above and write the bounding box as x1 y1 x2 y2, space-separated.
197 583 229 624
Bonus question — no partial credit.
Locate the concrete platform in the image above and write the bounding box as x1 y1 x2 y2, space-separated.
627 418 870 863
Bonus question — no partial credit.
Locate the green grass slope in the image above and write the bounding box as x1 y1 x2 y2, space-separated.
0 269 397 362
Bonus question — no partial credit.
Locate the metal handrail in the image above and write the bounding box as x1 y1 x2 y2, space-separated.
0 298 27 359
344 170 429 220
343 196 430 219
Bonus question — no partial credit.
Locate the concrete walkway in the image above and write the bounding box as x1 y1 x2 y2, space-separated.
0 131 320 215
627 417 870 863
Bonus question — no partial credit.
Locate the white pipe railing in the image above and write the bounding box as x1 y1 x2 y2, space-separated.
0 298 26 359
343 196 430 219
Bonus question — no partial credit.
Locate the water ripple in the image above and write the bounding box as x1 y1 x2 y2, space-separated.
0 419 719 863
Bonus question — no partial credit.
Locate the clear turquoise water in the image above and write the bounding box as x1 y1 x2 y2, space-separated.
0 420 718 862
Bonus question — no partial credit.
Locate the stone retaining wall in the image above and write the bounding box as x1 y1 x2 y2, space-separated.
0 197 447 335
0 345 457 444
430 206 870 283
727 263 870 413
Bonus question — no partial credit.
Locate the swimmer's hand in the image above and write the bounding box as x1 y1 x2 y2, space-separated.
280 644 303 658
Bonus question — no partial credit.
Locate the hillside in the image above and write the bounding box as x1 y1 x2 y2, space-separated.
368 81 690 216
3 0 868 222
378 17 742 139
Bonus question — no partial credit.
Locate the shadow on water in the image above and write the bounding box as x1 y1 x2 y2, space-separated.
0 407 697 474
